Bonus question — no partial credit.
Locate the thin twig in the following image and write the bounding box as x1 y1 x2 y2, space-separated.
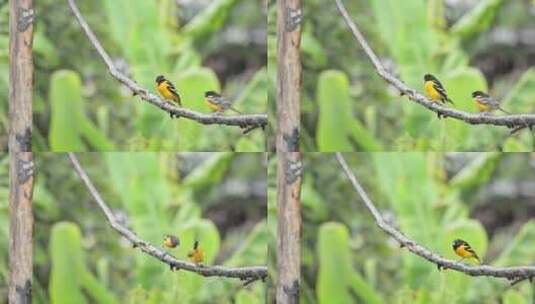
66 0 267 129
336 152 535 284
335 0 535 130
68 153 267 283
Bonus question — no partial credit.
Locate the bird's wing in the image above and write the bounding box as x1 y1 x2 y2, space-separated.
166 81 180 97
432 81 449 99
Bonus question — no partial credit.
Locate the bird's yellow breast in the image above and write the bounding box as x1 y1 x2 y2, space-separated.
188 249 205 264
157 82 177 101
424 81 442 101
455 245 473 258
475 99 489 111
206 100 222 112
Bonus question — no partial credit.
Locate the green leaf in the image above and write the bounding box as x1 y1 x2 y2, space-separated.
441 67 488 150
372 153 439 287
49 222 86 304
49 222 118 304
316 70 352 151
502 137 530 152
502 290 528 304
183 0 239 40
182 153 233 191
48 70 85 151
317 222 382 304
316 70 381 151
235 289 262 304
33 26 59 68
171 68 221 150
502 68 535 114
451 0 505 39
301 29 328 68
494 221 535 267
301 178 329 222
449 153 501 190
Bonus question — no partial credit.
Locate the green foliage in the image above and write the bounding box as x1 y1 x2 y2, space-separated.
291 153 535 303
449 152 501 190
0 155 9 298
48 70 114 151
316 70 382 151
49 222 118 304
34 153 266 303
183 0 240 40
297 0 535 150
34 0 265 151
317 222 382 304
451 0 506 39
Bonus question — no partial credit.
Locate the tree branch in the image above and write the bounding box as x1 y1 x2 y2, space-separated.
67 153 267 283
66 0 267 131
335 0 535 132
336 152 535 284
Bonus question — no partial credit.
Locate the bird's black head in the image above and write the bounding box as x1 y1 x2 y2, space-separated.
452 239 464 249
424 74 436 82
155 75 165 84
164 234 180 247
205 91 219 98
472 91 485 98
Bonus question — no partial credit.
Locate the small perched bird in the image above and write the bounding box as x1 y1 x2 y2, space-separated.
204 91 241 114
424 74 454 104
452 239 481 264
155 75 182 107
163 234 180 249
187 240 205 265
472 91 509 114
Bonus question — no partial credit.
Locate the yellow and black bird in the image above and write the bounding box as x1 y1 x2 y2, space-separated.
472 91 509 114
452 239 481 264
163 234 180 249
204 91 241 114
187 240 205 265
155 75 182 107
424 74 454 104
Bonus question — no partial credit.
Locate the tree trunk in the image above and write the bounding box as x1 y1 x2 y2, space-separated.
276 0 303 302
8 152 34 304
276 0 302 153
276 152 302 304
9 0 34 303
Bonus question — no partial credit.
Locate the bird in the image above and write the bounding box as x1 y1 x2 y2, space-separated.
452 239 481 264
423 74 454 104
472 91 510 114
162 234 180 249
155 75 182 107
204 91 241 114
187 240 205 265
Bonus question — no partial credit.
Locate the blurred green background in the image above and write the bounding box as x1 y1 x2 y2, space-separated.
0 1 8 150
26 0 266 152
0 154 8 299
0 152 267 303
275 0 535 151
269 152 535 303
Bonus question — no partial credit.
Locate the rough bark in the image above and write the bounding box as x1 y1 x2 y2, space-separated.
9 0 33 152
8 152 34 304
8 0 34 302
276 152 302 304
276 0 303 152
